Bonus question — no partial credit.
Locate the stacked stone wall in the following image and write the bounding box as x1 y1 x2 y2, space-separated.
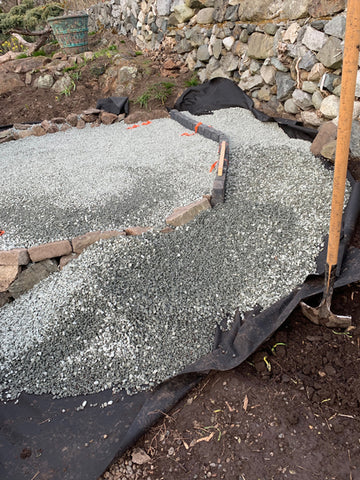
82 0 360 141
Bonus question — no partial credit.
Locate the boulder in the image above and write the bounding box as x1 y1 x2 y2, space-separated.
247 33 274 59
276 72 296 101
197 45 210 62
302 81 318 94
301 110 323 127
298 50 317 71
220 53 239 71
284 98 299 114
320 94 340 118
308 0 345 18
157 0 172 15
0 265 20 293
282 0 312 20
264 23 278 36
350 121 360 157
257 85 272 101
308 62 326 81
310 120 337 156
11 56 48 74
223 36 235 51
270 58 288 72
260 65 276 85
0 71 24 95
36 74 54 89
239 71 263 91
196 7 215 23
212 38 222 59
52 74 72 94
238 0 283 22
174 4 194 23
316 37 343 69
292 89 313 110
283 22 301 43
324 14 346 39
301 26 326 52
355 71 360 98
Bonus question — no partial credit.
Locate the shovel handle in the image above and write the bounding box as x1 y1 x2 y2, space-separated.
326 0 360 280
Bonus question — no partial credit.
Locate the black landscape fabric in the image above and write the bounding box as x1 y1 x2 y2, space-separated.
96 96 129 116
174 77 318 141
2 87 360 479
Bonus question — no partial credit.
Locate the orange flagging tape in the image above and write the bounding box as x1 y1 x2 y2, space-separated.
194 122 203 133
127 125 140 129
141 121 152 126
181 132 195 136
0 230 4 236
209 161 218 173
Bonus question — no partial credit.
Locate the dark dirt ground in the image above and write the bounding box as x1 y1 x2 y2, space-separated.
1 31 360 480
0 32 195 127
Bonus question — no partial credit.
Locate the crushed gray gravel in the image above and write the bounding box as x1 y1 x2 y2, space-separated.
0 108 350 402
0 118 216 250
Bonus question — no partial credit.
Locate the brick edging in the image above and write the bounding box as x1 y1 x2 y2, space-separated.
169 109 230 206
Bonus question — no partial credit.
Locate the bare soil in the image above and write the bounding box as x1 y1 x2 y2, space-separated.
1 32 360 480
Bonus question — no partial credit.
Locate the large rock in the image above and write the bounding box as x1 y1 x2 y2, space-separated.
0 265 20 292
35 74 54 89
157 0 172 15
260 65 276 85
316 36 343 69
308 0 345 18
174 4 194 23
212 38 222 59
223 36 235 51
220 53 239 71
0 71 24 95
320 95 340 118
238 0 282 21
310 120 337 156
0 248 29 266
247 33 274 59
324 14 346 39
350 121 360 157
301 26 326 52
284 98 299 114
176 39 192 54
308 62 326 81
301 110 323 127
355 71 360 98
283 22 301 43
292 89 312 110
196 7 215 23
239 71 263 91
11 56 48 74
282 0 312 19
52 74 72 93
302 81 318 94
197 44 210 62
298 50 317 71
8 260 58 299
276 72 296 101
312 90 324 109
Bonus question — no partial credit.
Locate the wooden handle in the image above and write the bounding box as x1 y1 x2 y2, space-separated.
326 0 360 271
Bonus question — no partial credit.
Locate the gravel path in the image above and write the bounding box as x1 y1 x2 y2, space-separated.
0 119 217 250
0 108 348 401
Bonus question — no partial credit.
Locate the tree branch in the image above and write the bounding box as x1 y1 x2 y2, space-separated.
9 26 51 37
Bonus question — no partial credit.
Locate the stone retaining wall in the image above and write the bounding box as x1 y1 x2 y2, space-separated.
84 0 360 142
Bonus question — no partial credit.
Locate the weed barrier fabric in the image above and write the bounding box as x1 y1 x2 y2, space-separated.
2 105 360 480
174 77 318 141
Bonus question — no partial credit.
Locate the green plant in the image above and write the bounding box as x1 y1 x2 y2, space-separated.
185 74 200 87
60 79 76 96
16 52 28 58
134 82 175 109
135 50 142 56
108 44 117 51
70 70 81 81
63 64 78 72
135 91 152 109
31 48 45 56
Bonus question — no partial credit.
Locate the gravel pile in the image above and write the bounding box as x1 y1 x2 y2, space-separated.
0 108 349 402
0 119 217 250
